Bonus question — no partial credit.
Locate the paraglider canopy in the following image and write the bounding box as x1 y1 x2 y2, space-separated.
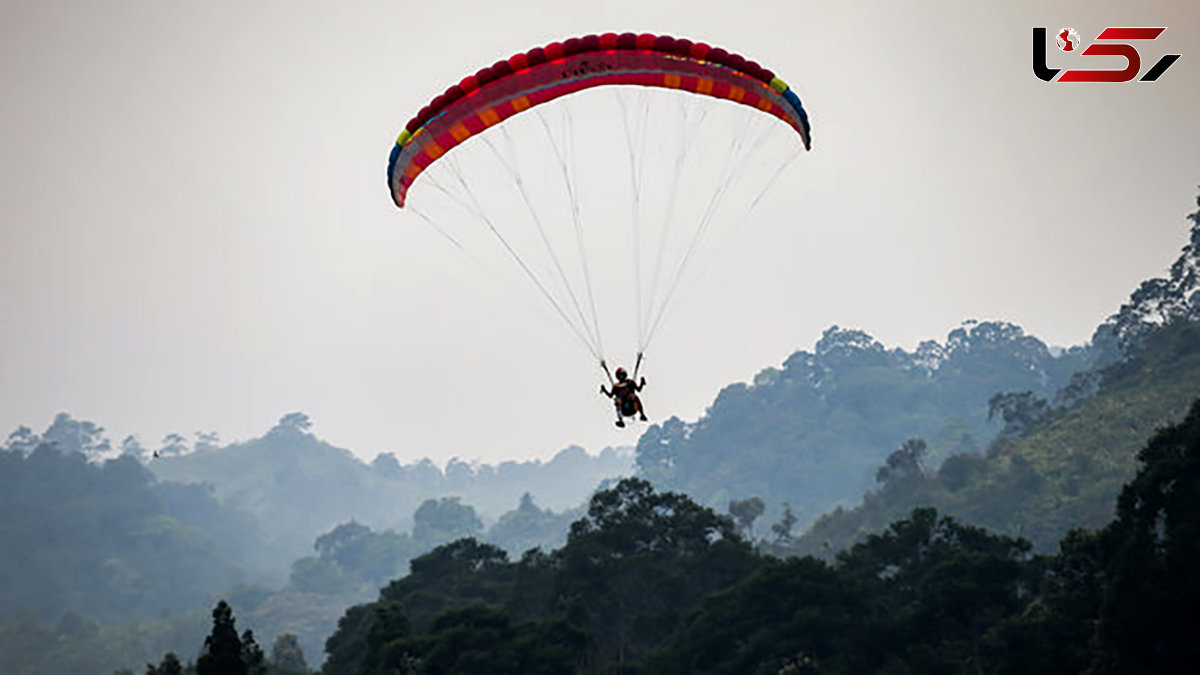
384 32 813 402
388 32 811 208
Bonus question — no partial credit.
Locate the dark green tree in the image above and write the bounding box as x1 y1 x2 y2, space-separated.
649 556 847 674
997 527 1104 674
837 508 1036 673
377 538 512 632
654 506 1043 674
374 603 587 675
936 451 987 492
988 391 1050 437
558 478 755 669
241 630 266 675
874 437 928 485
197 601 246 675
1089 399 1200 674
323 604 373 675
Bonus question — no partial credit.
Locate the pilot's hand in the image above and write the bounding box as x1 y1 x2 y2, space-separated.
640 377 646 387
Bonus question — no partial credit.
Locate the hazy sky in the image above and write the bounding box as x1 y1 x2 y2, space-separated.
2 0 1198 465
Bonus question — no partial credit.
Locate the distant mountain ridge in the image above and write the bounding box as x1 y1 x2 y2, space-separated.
789 193 1200 554
634 319 1093 527
147 420 632 573
0 449 243 624
634 192 1200 540
5 190 1198 675
796 321 1200 555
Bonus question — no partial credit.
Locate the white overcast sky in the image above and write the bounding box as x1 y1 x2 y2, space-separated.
2 0 1198 465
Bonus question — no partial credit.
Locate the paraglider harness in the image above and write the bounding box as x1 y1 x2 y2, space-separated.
601 354 646 422
610 380 642 416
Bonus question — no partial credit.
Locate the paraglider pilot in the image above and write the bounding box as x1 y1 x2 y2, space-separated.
601 367 647 427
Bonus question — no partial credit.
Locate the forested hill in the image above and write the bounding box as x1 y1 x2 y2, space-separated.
794 193 1200 554
797 321 1200 554
148 418 632 571
310 398 1200 674
638 191 1200 544
0 448 244 624
635 320 1093 527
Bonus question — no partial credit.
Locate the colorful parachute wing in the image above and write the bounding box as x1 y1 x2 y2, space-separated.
387 32 812 208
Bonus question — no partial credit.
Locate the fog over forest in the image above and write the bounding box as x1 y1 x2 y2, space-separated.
6 188 1200 672
4 2 1200 673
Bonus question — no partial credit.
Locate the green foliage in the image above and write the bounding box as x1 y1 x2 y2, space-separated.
0 606 216 675
0 447 242 624
1087 398 1200 674
0 411 629 672
653 508 1038 674
196 601 246 675
129 406 1200 673
798 322 1200 556
993 528 1104 674
370 603 586 675
874 438 927 486
251 501 507 668
17 189 1200 675
329 482 1064 674
323 478 755 673
647 556 844 675
241 630 267 675
148 424 631 574
555 478 759 669
377 539 513 634
192 601 276 675
566 477 740 556
245 588 359 675
321 604 373 675
991 398 1200 675
635 321 1090 529
989 391 1050 437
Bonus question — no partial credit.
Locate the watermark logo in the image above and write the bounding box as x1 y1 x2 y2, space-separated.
1056 28 1081 52
1033 26 1181 82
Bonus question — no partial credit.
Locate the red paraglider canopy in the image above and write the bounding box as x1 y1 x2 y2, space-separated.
387 32 811 208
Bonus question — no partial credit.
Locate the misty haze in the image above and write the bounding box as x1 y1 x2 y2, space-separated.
3 1 1200 673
